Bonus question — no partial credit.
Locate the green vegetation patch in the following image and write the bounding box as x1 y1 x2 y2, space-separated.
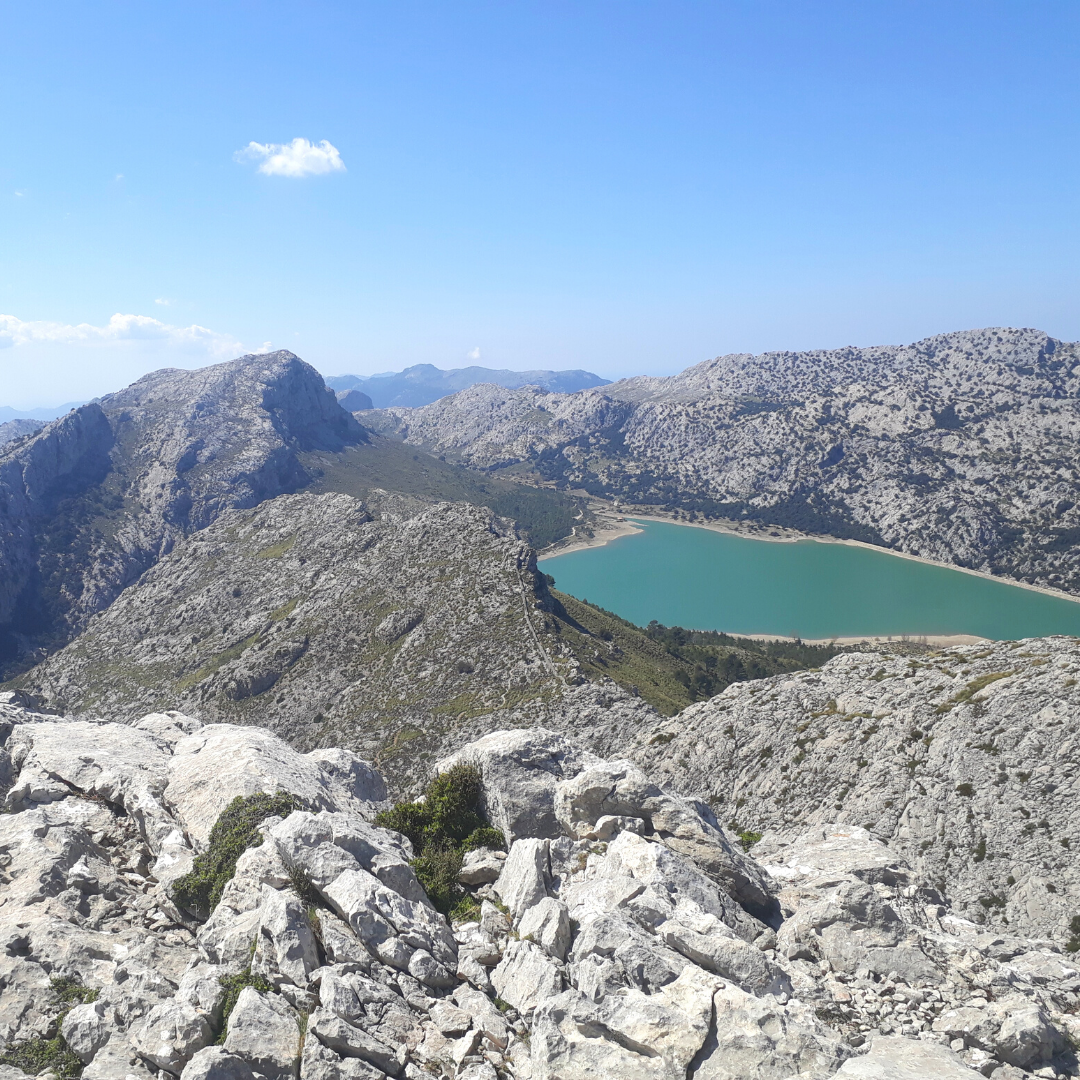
175 632 261 691
218 968 275 1043
256 535 296 559
549 593 842 716
936 671 1013 714
376 763 505 917
174 791 302 920
0 977 100 1079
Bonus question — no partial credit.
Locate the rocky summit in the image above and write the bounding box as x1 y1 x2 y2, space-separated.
1 698 1079 1080
4 345 1080 1079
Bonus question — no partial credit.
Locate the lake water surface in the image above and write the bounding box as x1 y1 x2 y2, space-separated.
541 520 1080 641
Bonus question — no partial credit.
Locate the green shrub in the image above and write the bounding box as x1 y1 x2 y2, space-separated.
50 976 98 1007
0 1034 83 1079
375 764 504 916
463 827 506 853
0 977 98 1079
217 968 275 1043
956 783 975 798
1066 915 1080 953
174 791 302 920
737 830 763 852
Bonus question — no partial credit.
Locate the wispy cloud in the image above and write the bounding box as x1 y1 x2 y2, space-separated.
0 313 251 360
154 297 170 306
467 347 481 361
234 138 345 178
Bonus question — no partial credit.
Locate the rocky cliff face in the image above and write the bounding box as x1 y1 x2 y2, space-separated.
1 702 1077 1080
368 327 1080 594
0 352 363 674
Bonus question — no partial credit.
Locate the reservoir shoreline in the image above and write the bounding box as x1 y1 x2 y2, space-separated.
537 503 1080 643
539 504 1080 611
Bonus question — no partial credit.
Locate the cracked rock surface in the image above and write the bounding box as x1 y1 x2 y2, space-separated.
2 698 1079 1079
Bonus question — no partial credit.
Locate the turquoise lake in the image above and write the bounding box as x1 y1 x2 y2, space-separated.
541 520 1080 641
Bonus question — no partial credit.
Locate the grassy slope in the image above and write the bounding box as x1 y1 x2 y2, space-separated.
300 437 590 549
549 591 842 716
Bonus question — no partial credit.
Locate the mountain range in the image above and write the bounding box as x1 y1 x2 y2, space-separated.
3 336 1080 1078
325 363 610 409
365 327 1080 597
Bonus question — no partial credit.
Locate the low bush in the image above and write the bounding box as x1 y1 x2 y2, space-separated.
375 763 505 916
217 968 275 1043
0 977 98 1079
174 791 302 920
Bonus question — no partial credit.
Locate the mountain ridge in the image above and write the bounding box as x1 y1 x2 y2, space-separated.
326 363 610 409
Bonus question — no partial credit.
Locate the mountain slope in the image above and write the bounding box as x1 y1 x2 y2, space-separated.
0 351 363 675
628 635 1080 942
368 327 1080 594
326 362 609 408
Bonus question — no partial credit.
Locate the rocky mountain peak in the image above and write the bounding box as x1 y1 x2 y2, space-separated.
0 352 365 675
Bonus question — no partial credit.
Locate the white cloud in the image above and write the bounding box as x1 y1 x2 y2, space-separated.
154 297 170 306
467 347 481 361
0 313 249 360
234 138 346 178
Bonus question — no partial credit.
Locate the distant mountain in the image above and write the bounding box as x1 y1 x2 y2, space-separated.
325 363 609 408
335 387 374 411
0 418 44 447
0 401 86 422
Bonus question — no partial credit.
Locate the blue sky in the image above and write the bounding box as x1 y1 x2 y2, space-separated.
1 1 1077 406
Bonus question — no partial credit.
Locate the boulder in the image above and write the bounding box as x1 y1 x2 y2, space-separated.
61 1001 112 1064
554 761 779 925
457 848 505 886
166 726 381 851
222 987 301 1080
436 728 592 842
517 897 570 961
834 1036 974 1078
131 1000 214 1074
692 982 849 1079
490 940 564 1018
251 885 321 989
180 1046 257 1080
299 1036 387 1079
307 1008 404 1076
494 839 549 919
531 965 719 1079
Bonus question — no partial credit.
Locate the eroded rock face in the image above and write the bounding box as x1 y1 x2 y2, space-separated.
2 702 1079 1080
629 638 1080 942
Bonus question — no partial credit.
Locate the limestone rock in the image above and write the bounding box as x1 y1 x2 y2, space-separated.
222 988 301 1080
834 1036 975 1078
494 839 549 919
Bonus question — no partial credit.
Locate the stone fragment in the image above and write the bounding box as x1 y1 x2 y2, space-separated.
494 839 548 919
62 1001 111 1065
222 987 301 1080
300 1035 387 1079
307 1008 404 1076
180 1046 257 1080
131 1000 214 1074
252 886 321 989
458 848 505 886
491 940 564 1018
517 897 570 961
